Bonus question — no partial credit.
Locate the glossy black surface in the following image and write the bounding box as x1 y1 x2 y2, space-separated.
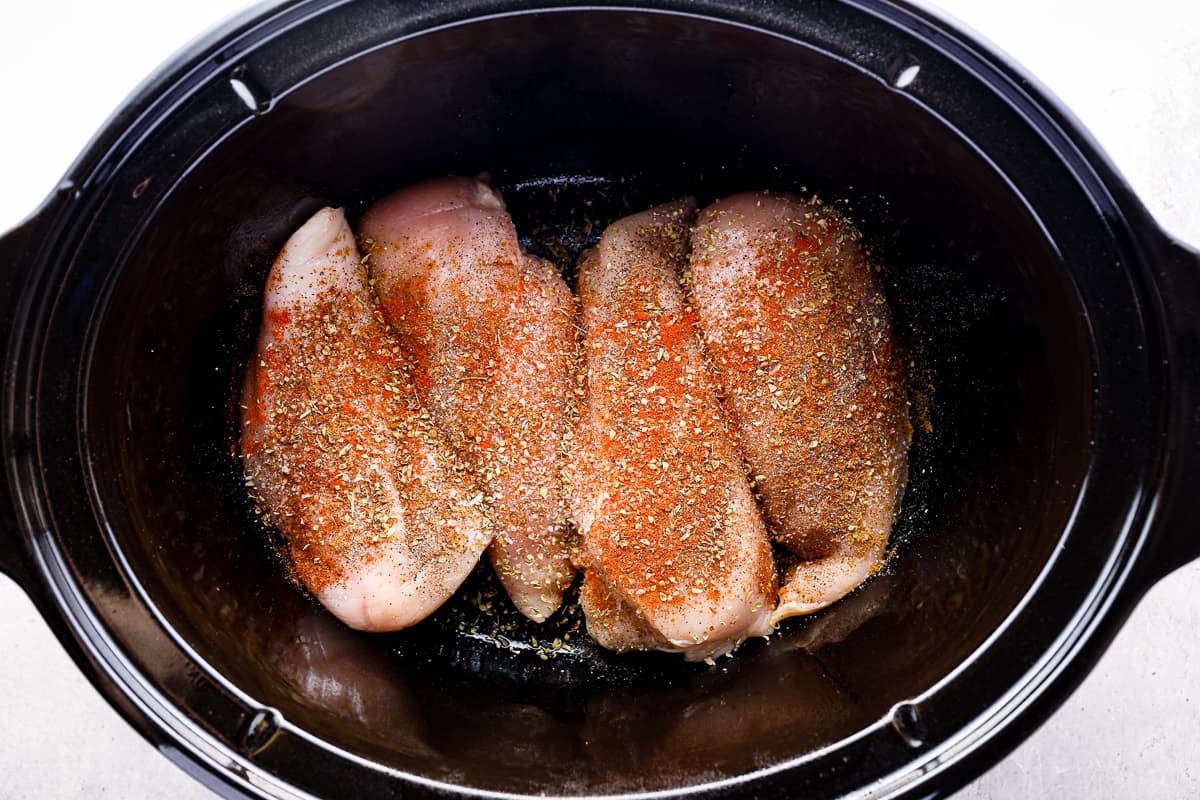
1 0 1197 798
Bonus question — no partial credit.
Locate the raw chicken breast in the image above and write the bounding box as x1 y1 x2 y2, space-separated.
572 199 777 660
360 177 577 622
688 191 910 624
241 207 492 632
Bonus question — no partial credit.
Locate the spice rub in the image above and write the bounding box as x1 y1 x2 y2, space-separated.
241 207 492 632
360 177 577 623
572 199 777 661
688 191 911 623
242 183 912 656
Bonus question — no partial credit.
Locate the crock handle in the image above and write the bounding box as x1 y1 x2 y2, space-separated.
0 198 61 592
1145 234 1200 585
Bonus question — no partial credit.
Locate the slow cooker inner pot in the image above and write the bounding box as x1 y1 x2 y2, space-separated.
85 10 1089 795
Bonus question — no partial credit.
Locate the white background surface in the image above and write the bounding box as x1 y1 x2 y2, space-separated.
1 1 1198 797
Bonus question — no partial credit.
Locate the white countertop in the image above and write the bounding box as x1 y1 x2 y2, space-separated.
1 1 1197 797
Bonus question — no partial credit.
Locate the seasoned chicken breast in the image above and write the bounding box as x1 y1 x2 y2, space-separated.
240 207 493 632
572 199 777 660
360 177 577 622
688 191 910 624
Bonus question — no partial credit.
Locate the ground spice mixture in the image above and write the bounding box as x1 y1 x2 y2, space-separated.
688 191 911 618
571 199 776 659
241 188 912 647
358 178 577 622
241 207 490 628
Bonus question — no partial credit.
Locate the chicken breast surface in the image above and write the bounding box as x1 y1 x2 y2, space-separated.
360 177 577 622
688 191 911 624
241 207 492 632
572 199 777 660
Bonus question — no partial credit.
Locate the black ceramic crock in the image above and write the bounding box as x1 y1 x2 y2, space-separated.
2 0 1199 797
